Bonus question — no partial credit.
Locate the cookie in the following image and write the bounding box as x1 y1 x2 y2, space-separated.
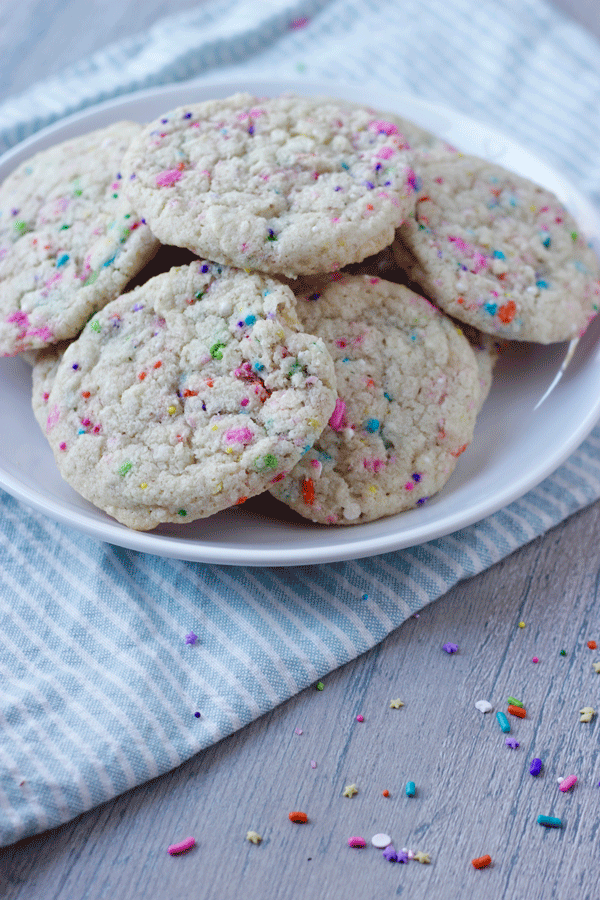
393 153 600 342
0 122 160 357
31 341 71 431
120 93 417 277
268 273 481 524
41 261 337 530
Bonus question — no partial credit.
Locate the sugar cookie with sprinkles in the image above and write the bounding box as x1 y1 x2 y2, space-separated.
393 153 600 342
42 261 337 530
268 273 481 525
0 122 160 357
120 93 416 277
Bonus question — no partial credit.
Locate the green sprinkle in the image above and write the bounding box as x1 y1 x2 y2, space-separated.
267 229 277 242
83 271 99 287
119 461 133 476
178 509 187 517
507 696 524 708
210 341 226 360
261 454 278 469
560 649 567 656
316 681 324 691
60 224 71 231
74 188 83 196
570 231 578 242
14 220 28 235
195 291 205 300
89 319 101 333
112 192 118 198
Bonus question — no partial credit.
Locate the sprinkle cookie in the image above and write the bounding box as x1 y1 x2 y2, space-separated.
393 154 600 342
0 122 160 357
269 273 480 524
41 261 337 530
120 93 416 277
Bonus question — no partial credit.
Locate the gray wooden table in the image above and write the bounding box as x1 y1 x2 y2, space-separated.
1 2 600 898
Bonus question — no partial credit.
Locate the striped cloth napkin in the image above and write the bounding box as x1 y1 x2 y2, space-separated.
2 0 600 846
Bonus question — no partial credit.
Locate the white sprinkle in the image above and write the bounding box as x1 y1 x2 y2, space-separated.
371 833 392 849
475 700 493 713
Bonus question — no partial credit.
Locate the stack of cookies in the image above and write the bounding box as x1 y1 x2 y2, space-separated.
1 93 598 530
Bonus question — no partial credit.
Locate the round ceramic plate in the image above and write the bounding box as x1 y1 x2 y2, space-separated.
1 77 600 566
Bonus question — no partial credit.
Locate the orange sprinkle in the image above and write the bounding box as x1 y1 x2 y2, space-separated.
588 640 597 650
382 790 390 797
138 372 146 381
450 443 468 458
507 705 526 718
183 389 198 397
289 811 308 824
153 360 162 369
366 203 374 211
235 496 248 505
205 378 214 387
457 296 464 304
497 300 516 324
301 476 315 506
81 391 91 399
472 854 492 869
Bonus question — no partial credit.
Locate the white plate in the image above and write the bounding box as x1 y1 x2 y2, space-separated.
1 77 600 566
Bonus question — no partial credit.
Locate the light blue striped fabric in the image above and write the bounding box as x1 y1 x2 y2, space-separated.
1 0 600 846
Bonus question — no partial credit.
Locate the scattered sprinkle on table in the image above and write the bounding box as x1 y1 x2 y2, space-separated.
167 836 196 855
472 854 492 869
246 831 262 844
414 851 431 864
442 642 458 653
592 662 600 673
579 706 596 722
508 705 527 718
507 696 524 707
348 836 367 848
184 632 198 645
530 758 543 776
558 774 577 792
537 815 562 828
496 711 511 733
383 845 399 861
294 727 303 735
475 699 493 713
194 711 201 718
343 784 358 798
406 781 416 797
382 789 390 797
389 698 404 708
310 760 317 769
560 649 567 656
587 640 597 650
532 656 539 663
289 811 308 824
371 833 392 849
356 714 364 722
505 737 519 749
518 621 526 628
316 681 324 691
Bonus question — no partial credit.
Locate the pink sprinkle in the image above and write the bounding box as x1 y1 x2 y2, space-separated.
294 727 303 735
448 235 471 254
225 426 253 444
310 760 317 769
240 398 249 407
156 169 183 187
329 398 346 431
348 836 367 848
369 120 399 136
290 16 309 28
46 404 60 432
404 482 414 491
356 714 364 722
59 442 67 451
7 310 28 326
532 656 539 663
376 147 395 160
26 326 53 341
168 836 195 855
559 774 577 792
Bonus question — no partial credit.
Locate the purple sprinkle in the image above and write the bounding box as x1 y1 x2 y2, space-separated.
530 758 543 776
201 264 210 273
442 642 458 653
194 711 201 718
334 186 343 191
506 737 520 749
412 473 422 482
417 497 429 505
116 173 122 179
133 303 143 312
365 181 375 190
397 849 409 864
72 363 79 370
248 125 255 135
382 845 398 862
161 118 168 124
183 112 192 119
185 632 198 645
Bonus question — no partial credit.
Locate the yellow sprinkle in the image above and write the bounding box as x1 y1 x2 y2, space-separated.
368 485 377 494
389 698 404 709
139 482 148 489
246 830 262 844
414 851 431 864
518 621 525 628
226 447 233 454
308 418 321 429
211 424 218 431
167 405 176 415
342 784 358 798
213 482 223 494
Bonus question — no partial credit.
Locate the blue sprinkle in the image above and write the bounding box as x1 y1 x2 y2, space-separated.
492 250 505 259
364 418 380 433
56 254 69 267
496 711 511 733
541 234 551 248
245 314 256 326
340 161 350 170
103 256 116 268
536 279 549 289
485 302 498 316
253 361 265 372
